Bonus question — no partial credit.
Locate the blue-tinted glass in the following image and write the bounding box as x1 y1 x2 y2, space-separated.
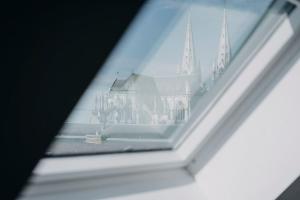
49 0 275 155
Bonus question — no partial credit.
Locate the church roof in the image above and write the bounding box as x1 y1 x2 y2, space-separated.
111 79 127 90
110 73 160 95
110 73 202 97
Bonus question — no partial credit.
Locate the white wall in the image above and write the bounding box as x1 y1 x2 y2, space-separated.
194 58 300 200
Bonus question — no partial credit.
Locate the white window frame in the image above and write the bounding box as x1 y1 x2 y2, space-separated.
25 0 300 196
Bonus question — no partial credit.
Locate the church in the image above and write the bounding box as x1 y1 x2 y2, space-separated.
91 9 231 126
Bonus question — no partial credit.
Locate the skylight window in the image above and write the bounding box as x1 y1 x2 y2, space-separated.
48 0 275 155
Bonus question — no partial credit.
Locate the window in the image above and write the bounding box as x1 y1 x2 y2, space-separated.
48 0 280 155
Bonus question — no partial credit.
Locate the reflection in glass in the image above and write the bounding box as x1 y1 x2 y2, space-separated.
49 0 274 155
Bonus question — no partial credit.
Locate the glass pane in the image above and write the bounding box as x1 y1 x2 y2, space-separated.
49 0 276 155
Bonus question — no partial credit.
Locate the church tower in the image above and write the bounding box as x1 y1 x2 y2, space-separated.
177 13 197 75
215 8 231 75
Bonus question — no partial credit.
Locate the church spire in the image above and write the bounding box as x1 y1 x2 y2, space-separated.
216 7 231 74
178 12 196 75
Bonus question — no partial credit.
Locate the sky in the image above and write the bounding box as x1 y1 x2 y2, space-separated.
66 0 274 122
96 0 273 83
